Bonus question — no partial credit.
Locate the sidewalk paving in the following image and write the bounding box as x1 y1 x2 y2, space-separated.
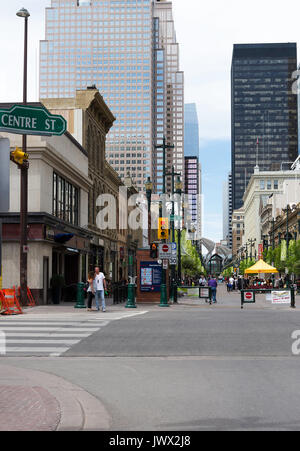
0 363 111 431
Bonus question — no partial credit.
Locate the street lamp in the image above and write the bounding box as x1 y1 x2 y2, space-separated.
17 7 30 306
175 176 183 285
145 177 153 246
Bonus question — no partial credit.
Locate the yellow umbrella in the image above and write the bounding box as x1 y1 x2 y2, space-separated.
244 259 278 274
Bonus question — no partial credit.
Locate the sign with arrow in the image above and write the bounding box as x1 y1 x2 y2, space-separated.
0 104 67 136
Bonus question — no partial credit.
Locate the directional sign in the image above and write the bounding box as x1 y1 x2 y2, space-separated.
0 105 67 136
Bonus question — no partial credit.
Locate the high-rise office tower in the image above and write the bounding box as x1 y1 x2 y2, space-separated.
184 156 202 240
184 103 200 157
223 172 233 248
39 0 184 192
231 43 298 210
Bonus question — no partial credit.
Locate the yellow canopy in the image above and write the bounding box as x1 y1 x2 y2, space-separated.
244 259 279 274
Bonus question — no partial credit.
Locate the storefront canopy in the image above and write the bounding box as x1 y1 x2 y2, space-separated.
245 259 279 274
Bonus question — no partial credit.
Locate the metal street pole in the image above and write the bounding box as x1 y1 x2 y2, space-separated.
145 177 153 247
165 166 180 304
17 8 30 306
155 137 174 307
176 176 183 287
286 205 290 288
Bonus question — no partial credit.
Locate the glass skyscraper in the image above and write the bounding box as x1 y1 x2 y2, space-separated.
231 43 298 210
184 103 199 157
39 0 184 192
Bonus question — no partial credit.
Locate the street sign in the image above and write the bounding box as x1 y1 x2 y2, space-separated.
163 259 169 270
169 257 178 265
241 290 256 308
245 292 254 301
158 243 177 260
0 104 67 136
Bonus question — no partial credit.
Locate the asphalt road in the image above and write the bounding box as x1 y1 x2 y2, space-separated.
3 294 300 431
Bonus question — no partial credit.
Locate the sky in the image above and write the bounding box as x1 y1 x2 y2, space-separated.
1 0 300 241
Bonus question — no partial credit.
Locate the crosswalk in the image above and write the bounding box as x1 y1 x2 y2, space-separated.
0 311 147 357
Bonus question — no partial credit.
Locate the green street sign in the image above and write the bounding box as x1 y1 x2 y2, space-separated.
0 104 67 136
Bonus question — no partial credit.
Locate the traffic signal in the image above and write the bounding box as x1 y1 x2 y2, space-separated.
150 243 158 259
10 147 29 166
158 218 169 240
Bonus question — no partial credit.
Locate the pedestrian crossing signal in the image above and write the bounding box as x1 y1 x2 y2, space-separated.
150 243 158 259
158 218 169 240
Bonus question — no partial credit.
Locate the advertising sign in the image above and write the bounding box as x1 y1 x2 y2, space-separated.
140 261 162 293
199 287 210 299
271 291 291 304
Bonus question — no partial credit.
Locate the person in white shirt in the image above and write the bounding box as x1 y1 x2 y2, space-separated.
93 267 107 312
229 276 234 291
199 276 207 286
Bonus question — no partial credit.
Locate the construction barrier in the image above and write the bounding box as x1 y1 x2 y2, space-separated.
0 291 6 314
1 288 23 315
16 286 36 307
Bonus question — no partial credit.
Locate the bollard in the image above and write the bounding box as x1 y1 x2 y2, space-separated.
74 282 86 309
291 286 296 309
125 283 137 308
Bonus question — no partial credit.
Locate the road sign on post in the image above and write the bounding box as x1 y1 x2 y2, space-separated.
158 243 177 260
241 290 256 309
0 105 67 136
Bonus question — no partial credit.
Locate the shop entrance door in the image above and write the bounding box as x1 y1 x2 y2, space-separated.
64 254 79 286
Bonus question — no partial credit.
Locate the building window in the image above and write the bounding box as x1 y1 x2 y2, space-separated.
53 172 79 226
274 180 279 189
77 0 91 5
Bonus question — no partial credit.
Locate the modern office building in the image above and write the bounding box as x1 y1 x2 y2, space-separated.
39 0 184 192
184 156 202 239
223 172 233 248
184 103 200 157
231 43 298 211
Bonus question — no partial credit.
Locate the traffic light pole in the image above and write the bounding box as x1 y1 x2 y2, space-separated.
155 137 174 308
20 15 29 306
165 166 180 304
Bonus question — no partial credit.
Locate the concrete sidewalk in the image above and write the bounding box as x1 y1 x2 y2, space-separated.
0 363 111 431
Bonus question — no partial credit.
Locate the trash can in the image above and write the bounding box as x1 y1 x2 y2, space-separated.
74 282 86 309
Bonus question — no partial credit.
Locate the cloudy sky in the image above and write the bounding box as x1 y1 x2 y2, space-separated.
1 0 300 241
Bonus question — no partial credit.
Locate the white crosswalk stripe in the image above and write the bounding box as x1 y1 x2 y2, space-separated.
0 316 109 357
0 310 148 357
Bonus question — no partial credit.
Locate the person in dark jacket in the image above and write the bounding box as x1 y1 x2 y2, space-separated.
208 276 218 304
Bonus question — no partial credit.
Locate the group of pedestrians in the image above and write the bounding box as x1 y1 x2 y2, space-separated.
86 266 107 312
225 276 246 292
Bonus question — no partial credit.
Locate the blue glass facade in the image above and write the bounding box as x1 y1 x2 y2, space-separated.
184 103 200 158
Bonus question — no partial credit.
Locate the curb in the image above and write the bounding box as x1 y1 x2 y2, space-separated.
0 364 111 431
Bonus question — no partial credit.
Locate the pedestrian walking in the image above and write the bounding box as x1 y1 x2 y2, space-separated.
94 267 107 312
199 275 207 286
87 272 95 311
208 276 218 304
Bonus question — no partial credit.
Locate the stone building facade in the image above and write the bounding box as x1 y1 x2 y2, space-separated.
44 88 142 284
